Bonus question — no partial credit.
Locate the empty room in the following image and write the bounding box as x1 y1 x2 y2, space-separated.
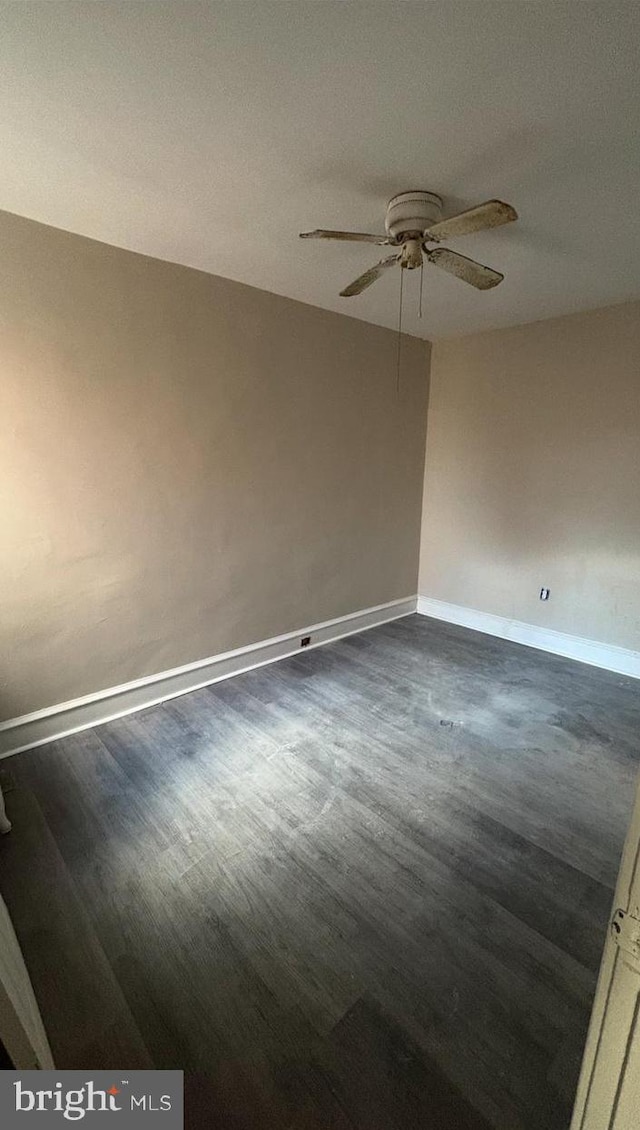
1 3 639 1128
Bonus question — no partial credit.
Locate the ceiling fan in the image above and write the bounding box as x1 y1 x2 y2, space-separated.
300 191 517 296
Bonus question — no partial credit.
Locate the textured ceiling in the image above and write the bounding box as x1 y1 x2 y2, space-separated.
0 2 639 339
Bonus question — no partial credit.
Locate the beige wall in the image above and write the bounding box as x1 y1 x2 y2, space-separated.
419 300 640 650
0 211 430 720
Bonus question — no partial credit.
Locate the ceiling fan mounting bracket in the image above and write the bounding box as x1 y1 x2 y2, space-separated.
385 190 443 242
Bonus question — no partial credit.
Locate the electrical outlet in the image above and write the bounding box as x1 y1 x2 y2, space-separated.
300 636 311 647
539 587 550 601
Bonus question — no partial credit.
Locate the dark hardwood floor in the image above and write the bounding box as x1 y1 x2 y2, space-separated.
1 614 637 1129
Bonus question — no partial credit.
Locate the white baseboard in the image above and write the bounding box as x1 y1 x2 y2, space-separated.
416 596 640 680
0 596 417 760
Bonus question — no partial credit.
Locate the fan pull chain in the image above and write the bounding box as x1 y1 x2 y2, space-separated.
396 263 404 397
419 260 424 319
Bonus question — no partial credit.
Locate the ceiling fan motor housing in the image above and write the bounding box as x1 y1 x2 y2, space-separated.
385 190 442 242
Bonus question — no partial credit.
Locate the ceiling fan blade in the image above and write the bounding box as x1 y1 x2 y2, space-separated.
300 229 390 245
427 247 503 290
425 199 517 241
340 254 399 297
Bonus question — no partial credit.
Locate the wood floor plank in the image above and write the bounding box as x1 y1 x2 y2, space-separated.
328 997 492 1130
1 614 637 1129
0 783 151 1069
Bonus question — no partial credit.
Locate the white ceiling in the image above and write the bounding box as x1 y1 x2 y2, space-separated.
0 2 639 339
